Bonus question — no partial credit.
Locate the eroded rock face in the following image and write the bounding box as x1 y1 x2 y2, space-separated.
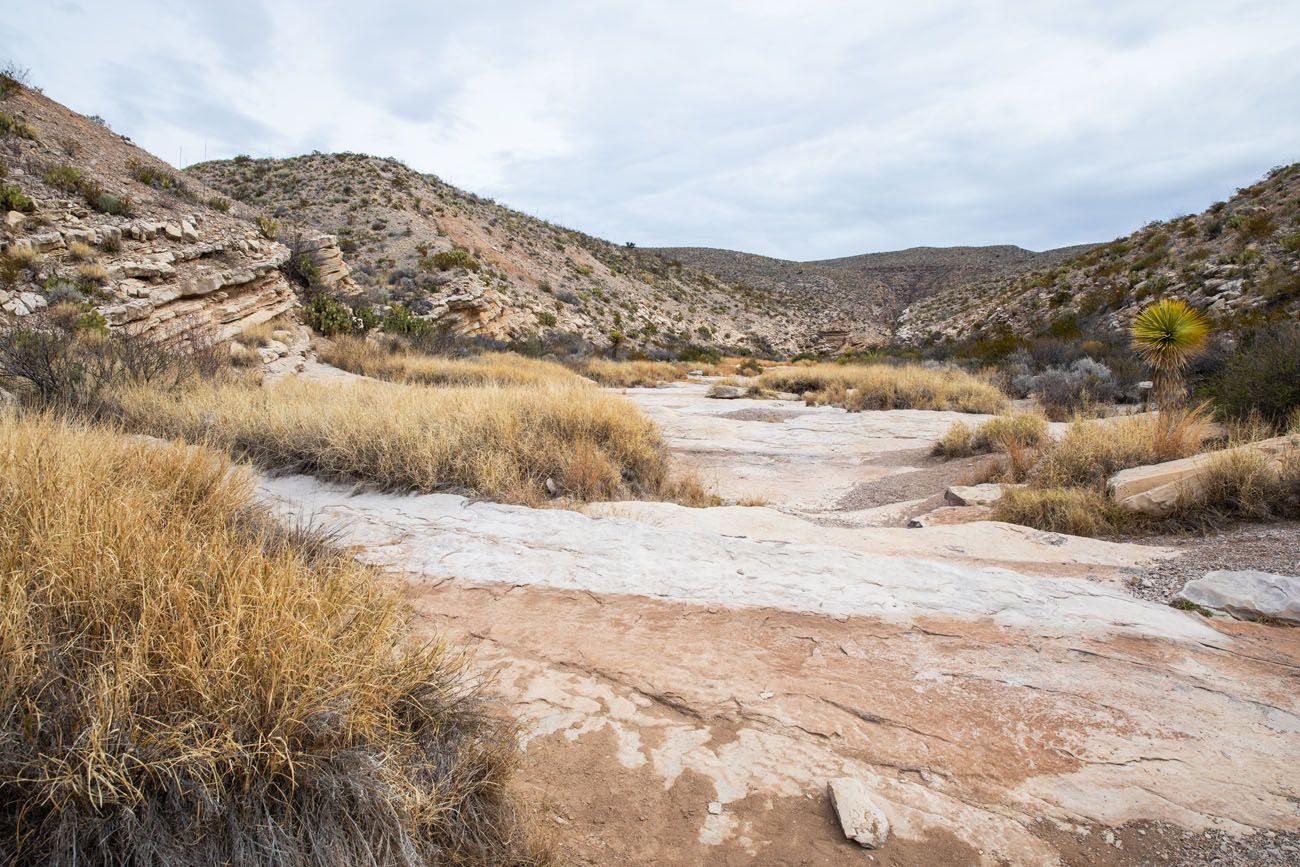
294 234 359 294
415 276 518 340
1180 570 1300 624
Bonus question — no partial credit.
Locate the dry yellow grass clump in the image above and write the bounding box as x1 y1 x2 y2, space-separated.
758 363 1008 414
578 358 694 388
104 376 706 505
320 336 578 387
1030 407 1212 489
933 411 1049 457
0 413 552 866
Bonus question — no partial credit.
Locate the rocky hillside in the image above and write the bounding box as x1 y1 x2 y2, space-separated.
896 163 1300 348
650 243 1095 349
0 84 346 344
188 154 819 355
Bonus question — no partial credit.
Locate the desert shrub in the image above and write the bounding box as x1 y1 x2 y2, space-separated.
302 292 355 336
1029 357 1121 420
127 158 195 201
77 177 132 215
381 303 436 338
1208 323 1300 431
0 414 553 867
0 316 221 408
41 163 83 192
207 194 231 212
0 110 36 139
256 214 279 239
0 61 29 98
536 310 557 327
759 363 1007 414
0 181 34 212
285 251 321 289
430 247 480 271
993 486 1142 536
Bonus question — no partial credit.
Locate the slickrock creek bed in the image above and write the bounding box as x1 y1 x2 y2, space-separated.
258 380 1300 866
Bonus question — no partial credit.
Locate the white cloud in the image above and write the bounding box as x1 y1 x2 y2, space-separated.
5 0 1298 259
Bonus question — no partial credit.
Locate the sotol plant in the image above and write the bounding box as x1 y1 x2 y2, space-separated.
1131 298 1209 410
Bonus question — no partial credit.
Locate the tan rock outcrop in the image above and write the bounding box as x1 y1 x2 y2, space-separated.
1108 436 1298 516
295 234 359 294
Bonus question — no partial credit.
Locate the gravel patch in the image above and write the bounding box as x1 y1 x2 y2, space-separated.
715 407 807 423
1125 521 1300 604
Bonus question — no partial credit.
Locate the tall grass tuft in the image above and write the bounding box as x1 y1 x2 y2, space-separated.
0 413 553 866
758 363 1007 414
320 336 579 388
102 376 709 505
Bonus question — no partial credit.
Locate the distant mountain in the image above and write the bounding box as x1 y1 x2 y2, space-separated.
648 243 1096 348
895 164 1300 348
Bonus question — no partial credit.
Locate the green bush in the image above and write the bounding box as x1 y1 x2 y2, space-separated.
256 215 278 240
127 159 195 202
1209 323 1300 430
429 247 480 271
41 164 83 192
207 195 231 212
302 293 354 336
0 182 33 212
381 304 433 338
285 252 321 289
0 110 36 139
536 311 557 327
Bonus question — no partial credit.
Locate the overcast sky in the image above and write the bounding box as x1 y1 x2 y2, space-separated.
7 1 1299 260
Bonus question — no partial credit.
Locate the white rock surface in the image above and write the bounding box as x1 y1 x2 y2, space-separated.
828 778 890 848
256 474 1215 644
1180 570 1300 624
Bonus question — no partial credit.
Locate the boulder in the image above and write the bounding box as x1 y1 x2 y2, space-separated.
945 483 1014 507
5 211 26 229
708 385 745 400
1179 571 1300 625
31 231 65 252
828 778 890 849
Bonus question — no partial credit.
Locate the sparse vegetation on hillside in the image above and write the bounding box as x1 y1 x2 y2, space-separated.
186 152 802 356
0 413 553 866
899 163 1300 351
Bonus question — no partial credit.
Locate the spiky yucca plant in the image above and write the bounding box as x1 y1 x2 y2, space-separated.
1131 299 1210 410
